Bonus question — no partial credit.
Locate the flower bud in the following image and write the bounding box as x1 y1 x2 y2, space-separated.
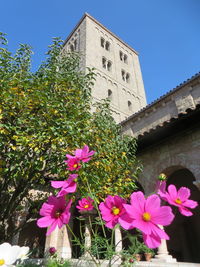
49 247 56 255
158 173 167 181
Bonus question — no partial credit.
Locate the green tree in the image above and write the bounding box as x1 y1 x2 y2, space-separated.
0 33 141 241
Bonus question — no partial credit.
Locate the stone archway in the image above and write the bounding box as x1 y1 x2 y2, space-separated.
162 168 200 263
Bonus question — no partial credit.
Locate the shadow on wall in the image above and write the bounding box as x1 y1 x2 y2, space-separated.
18 220 46 258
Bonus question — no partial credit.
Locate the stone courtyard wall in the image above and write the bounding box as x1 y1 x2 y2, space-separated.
137 125 200 194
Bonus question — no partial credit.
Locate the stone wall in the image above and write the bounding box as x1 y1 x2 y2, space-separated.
137 125 200 194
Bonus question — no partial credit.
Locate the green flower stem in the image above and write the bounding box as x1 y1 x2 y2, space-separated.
66 224 100 267
85 179 107 240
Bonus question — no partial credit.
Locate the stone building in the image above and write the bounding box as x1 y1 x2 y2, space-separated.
121 72 200 263
63 13 147 123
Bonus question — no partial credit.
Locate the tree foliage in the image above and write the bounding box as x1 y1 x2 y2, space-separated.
0 33 141 241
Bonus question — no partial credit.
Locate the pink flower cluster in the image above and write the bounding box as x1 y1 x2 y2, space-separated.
37 145 95 235
37 145 198 250
99 183 198 248
64 145 95 171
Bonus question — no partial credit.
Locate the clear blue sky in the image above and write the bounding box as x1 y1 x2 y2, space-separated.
1 0 200 104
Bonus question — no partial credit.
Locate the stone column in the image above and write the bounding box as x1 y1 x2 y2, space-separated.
82 218 92 259
152 226 176 263
113 226 122 264
115 226 122 255
45 225 72 259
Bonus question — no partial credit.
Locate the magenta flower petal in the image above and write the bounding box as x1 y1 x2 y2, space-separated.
145 194 161 215
99 203 115 221
167 185 178 200
151 206 174 226
39 203 53 216
123 204 141 220
183 199 198 209
53 174 78 197
46 220 58 235
143 225 169 249
156 180 166 194
37 216 54 227
57 183 77 197
51 181 66 189
74 149 82 158
130 191 145 214
151 224 169 240
177 187 190 201
118 213 135 230
178 206 193 216
143 233 161 249
105 218 118 229
130 219 154 235
74 145 95 163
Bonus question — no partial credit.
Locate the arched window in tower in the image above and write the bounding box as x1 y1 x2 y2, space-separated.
119 51 128 63
74 39 77 50
108 89 113 100
128 100 132 111
70 44 74 52
102 57 106 69
124 54 128 64
105 41 110 51
107 61 112 71
119 51 123 61
121 70 126 81
126 73 130 83
101 37 105 48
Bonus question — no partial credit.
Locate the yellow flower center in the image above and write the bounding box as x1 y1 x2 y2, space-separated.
73 164 78 168
84 204 89 209
175 198 182 204
0 259 5 266
142 212 151 222
112 207 120 215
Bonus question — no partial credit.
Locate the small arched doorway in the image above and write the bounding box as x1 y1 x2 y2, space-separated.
163 168 200 263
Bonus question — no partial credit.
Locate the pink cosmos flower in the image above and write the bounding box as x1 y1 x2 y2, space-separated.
37 196 72 235
64 156 81 171
76 197 94 212
51 174 78 197
74 145 95 163
118 191 174 248
99 195 126 229
158 184 198 216
64 145 95 171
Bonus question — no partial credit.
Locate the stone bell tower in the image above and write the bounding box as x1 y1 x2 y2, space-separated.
63 13 147 122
